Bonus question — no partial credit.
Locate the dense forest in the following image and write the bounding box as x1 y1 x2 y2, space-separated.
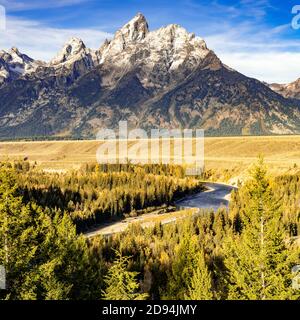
15 163 203 232
0 160 299 300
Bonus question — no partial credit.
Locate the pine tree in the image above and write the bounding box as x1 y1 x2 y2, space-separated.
184 251 213 300
224 158 300 300
0 164 101 300
165 232 201 299
0 165 39 298
37 213 92 300
102 251 148 300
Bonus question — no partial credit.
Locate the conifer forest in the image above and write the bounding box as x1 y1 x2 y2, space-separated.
0 160 299 300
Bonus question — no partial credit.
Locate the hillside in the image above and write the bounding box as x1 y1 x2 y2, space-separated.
269 78 300 99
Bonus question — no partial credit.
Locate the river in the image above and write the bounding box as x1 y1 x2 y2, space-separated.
175 182 237 211
84 182 237 238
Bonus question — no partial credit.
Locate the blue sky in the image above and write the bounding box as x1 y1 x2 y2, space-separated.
0 0 299 83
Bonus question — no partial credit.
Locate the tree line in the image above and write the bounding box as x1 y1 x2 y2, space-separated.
13 162 203 232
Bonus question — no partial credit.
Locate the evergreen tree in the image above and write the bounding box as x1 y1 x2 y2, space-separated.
165 231 201 299
0 165 39 298
36 213 96 300
102 251 148 300
184 251 213 300
224 158 300 300
0 164 101 300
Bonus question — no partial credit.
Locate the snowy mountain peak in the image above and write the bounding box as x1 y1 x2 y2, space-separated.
99 13 211 72
0 48 44 88
50 37 87 65
0 48 40 80
10 47 21 55
118 13 149 42
153 23 208 49
66 37 86 50
9 47 35 66
99 14 149 62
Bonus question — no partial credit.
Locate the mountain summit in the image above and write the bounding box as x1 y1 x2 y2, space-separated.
51 37 88 65
118 13 149 42
0 47 43 86
0 13 299 138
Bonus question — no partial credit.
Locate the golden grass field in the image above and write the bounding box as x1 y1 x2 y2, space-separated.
1 136 300 180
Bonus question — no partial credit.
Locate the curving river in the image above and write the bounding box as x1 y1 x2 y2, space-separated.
85 182 237 238
175 182 237 211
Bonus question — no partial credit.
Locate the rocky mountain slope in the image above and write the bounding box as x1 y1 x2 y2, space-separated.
0 13 300 139
0 47 45 87
269 79 300 100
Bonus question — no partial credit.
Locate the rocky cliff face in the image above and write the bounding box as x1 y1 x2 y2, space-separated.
269 79 300 100
0 13 299 139
0 47 45 87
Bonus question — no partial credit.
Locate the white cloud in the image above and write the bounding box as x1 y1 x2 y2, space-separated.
218 52 300 84
0 16 112 61
0 0 91 11
204 23 300 84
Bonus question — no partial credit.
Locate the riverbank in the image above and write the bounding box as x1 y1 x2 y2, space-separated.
84 182 235 238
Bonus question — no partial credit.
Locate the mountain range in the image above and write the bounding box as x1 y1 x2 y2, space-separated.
1 13 300 139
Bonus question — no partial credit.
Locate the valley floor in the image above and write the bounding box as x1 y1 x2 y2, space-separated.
1 135 300 181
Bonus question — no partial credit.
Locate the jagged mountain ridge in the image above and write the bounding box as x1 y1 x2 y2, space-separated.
0 47 45 86
269 79 300 100
0 13 300 138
